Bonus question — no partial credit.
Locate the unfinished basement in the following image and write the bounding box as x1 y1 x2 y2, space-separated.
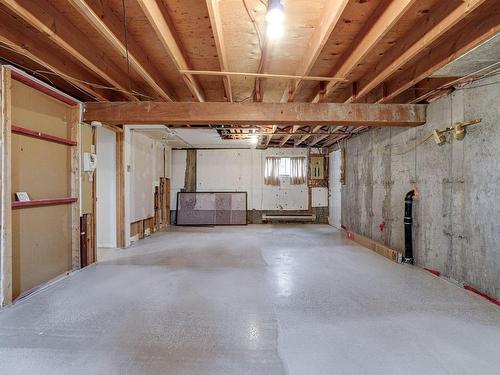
0 0 499 374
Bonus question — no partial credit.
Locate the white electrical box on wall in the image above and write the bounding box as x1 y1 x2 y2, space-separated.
83 152 97 172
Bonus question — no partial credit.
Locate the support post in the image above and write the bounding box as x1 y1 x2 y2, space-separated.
0 67 12 306
70 106 81 269
116 130 125 248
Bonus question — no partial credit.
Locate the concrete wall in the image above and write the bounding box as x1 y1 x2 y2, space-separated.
341 75 500 300
328 150 342 228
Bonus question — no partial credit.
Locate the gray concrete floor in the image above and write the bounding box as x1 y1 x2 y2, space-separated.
1 225 499 375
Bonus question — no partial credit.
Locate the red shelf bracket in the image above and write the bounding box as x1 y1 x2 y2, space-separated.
12 125 77 146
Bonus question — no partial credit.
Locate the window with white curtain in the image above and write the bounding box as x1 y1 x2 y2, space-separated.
279 157 291 176
264 157 280 185
265 156 306 185
290 157 306 185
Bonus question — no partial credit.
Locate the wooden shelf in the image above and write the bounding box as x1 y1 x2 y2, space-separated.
12 198 78 209
12 125 77 146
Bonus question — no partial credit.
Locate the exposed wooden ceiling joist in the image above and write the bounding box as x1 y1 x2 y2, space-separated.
311 0 417 103
295 125 321 147
352 0 489 103
282 0 351 103
206 0 232 102
67 0 175 102
136 0 205 102
0 0 135 100
264 125 277 148
279 125 300 147
83 102 427 126
380 2 500 103
0 14 108 101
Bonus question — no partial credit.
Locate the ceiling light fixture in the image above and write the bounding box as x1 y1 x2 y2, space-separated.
266 0 284 40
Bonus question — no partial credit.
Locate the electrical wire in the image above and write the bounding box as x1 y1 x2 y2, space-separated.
0 43 155 100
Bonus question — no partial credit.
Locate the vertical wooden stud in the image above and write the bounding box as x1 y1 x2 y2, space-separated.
0 67 12 306
116 130 125 248
70 106 81 269
91 127 97 259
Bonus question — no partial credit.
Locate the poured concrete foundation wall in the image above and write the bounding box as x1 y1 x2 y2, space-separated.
341 76 500 300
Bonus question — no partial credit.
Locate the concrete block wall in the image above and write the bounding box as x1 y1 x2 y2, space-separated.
341 75 500 300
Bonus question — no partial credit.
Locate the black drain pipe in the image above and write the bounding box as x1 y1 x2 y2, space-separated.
403 190 415 264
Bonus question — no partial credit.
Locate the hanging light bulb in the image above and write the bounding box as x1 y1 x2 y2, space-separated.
266 0 284 40
266 0 284 24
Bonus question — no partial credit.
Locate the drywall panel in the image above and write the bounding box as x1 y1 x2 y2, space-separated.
11 79 74 298
80 123 94 215
312 187 328 208
12 206 71 297
129 131 155 222
96 127 116 248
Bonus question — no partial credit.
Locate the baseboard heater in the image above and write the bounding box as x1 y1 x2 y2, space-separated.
262 214 316 222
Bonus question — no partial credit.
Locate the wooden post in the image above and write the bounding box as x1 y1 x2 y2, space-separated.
0 67 12 306
70 106 81 269
116 131 125 248
91 127 97 259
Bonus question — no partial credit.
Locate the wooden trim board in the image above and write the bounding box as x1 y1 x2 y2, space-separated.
0 67 12 306
346 231 402 263
116 131 125 248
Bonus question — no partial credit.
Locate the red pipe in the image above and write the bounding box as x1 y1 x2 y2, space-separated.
11 70 78 106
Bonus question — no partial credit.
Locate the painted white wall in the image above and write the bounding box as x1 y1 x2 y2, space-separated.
171 148 328 210
129 131 155 222
123 128 168 246
329 150 342 227
96 127 117 248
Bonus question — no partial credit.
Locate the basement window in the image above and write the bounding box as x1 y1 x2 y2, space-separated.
279 157 291 176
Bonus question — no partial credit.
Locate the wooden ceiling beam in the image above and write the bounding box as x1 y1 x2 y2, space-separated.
67 0 175 102
137 0 205 102
0 0 136 100
353 0 489 103
0 15 108 101
311 0 417 103
282 0 351 103
83 102 427 126
379 2 500 103
206 0 232 102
